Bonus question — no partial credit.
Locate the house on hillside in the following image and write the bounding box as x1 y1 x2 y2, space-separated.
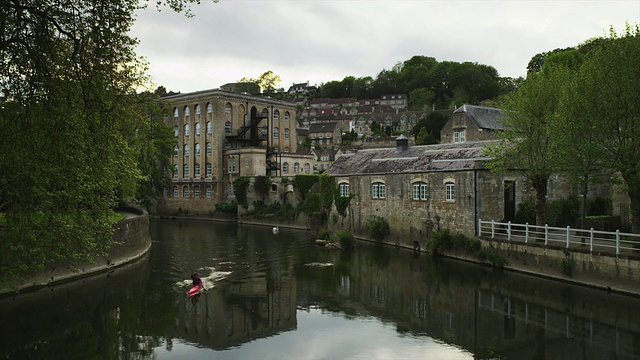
440 104 505 143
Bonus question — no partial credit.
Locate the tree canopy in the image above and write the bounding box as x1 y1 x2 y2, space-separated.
0 0 179 284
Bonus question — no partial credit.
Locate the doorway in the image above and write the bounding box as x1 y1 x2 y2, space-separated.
504 181 516 221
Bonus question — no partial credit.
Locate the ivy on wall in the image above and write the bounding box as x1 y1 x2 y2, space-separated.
254 176 272 198
293 175 318 200
234 177 250 208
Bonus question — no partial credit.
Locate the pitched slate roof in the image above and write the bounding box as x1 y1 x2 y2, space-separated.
327 140 495 176
309 122 338 133
454 104 505 131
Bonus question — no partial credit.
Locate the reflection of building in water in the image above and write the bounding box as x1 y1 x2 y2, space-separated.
172 269 296 349
303 246 640 359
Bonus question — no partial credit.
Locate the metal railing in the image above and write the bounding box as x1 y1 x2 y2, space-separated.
478 219 640 260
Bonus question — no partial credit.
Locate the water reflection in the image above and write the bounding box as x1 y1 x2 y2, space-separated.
1 219 639 360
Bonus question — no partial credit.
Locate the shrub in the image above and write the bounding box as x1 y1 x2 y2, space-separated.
366 215 390 241
425 229 452 255
546 196 580 227
233 177 250 208
337 230 355 250
588 197 612 216
215 202 237 214
317 229 334 241
514 199 536 224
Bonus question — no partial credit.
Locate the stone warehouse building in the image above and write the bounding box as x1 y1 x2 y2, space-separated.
158 89 312 214
326 104 533 246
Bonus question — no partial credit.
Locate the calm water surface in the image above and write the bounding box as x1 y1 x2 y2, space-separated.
1 219 639 359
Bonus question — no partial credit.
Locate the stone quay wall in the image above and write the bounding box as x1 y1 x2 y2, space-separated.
0 206 151 297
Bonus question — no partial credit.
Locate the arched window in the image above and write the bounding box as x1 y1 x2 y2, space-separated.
195 104 201 116
205 185 212 199
283 162 289 174
205 163 212 177
338 182 350 197
225 121 232 135
173 145 178 157
294 163 300 174
284 111 290 122
206 142 212 155
184 123 190 137
194 163 201 177
412 181 428 200
225 103 232 114
163 186 169 198
207 103 213 114
262 125 268 139
262 108 268 118
195 143 201 156
372 181 386 199
445 181 455 201
274 110 280 121
173 165 178 180
183 185 189 198
173 125 178 137
206 121 212 135
173 107 178 119
172 186 178 197
195 122 201 136
304 163 310 174
273 127 279 139
284 147 290 153
183 164 189 178
194 186 200 199
284 128 290 140
184 106 190 117
183 144 189 157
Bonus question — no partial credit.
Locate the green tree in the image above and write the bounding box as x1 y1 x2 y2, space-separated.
570 25 640 232
484 65 569 225
0 0 203 283
239 70 282 95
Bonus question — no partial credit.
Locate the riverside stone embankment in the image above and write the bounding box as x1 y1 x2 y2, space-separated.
0 206 151 297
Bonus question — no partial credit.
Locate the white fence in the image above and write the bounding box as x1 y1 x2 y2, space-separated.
478 219 640 259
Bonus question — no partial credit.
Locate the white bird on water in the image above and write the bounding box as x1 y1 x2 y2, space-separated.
272 226 279 235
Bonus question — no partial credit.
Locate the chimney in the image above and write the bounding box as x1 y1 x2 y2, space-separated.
396 134 409 152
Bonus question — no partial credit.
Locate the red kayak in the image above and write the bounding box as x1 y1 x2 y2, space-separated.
188 284 204 298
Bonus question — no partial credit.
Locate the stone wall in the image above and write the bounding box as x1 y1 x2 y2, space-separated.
0 206 151 296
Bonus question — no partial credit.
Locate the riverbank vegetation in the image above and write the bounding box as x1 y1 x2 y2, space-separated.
0 0 201 285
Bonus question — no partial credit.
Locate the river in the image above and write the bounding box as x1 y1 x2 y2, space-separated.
1 219 639 359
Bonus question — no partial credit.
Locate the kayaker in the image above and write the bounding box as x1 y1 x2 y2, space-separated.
191 272 202 287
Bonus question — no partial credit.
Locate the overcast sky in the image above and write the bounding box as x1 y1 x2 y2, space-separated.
130 0 640 94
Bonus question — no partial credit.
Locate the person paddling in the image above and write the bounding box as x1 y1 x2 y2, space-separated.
191 272 202 287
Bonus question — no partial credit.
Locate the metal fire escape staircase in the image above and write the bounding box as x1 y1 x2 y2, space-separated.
225 109 281 177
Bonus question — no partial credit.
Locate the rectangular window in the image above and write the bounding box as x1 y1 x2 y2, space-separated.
372 182 386 199
445 183 455 201
228 157 237 173
339 183 350 197
412 182 428 200
453 130 466 143
229 183 236 197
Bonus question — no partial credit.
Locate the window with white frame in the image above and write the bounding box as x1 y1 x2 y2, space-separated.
206 185 212 199
339 183 350 197
173 145 178 157
284 111 290 122
372 182 386 199
184 106 190 117
284 128 290 139
173 165 178 180
195 143 201 156
445 182 455 201
206 142 212 155
183 144 189 157
453 130 466 143
284 147 290 153
228 156 237 173
172 186 178 197
173 125 178 137
225 103 232 114
273 127 279 139
283 162 289 174
163 186 168 198
229 182 235 197
194 163 201 177
262 125 268 138
274 110 279 120
294 163 300 174
195 122 201 136
225 121 232 135
194 186 200 199
183 164 189 178
412 181 428 200
304 163 310 174
205 163 212 177
183 186 189 198
207 103 213 115
184 123 190 137
173 107 178 119
206 121 212 135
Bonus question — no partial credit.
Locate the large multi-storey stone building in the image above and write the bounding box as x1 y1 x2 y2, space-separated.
158 89 311 214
